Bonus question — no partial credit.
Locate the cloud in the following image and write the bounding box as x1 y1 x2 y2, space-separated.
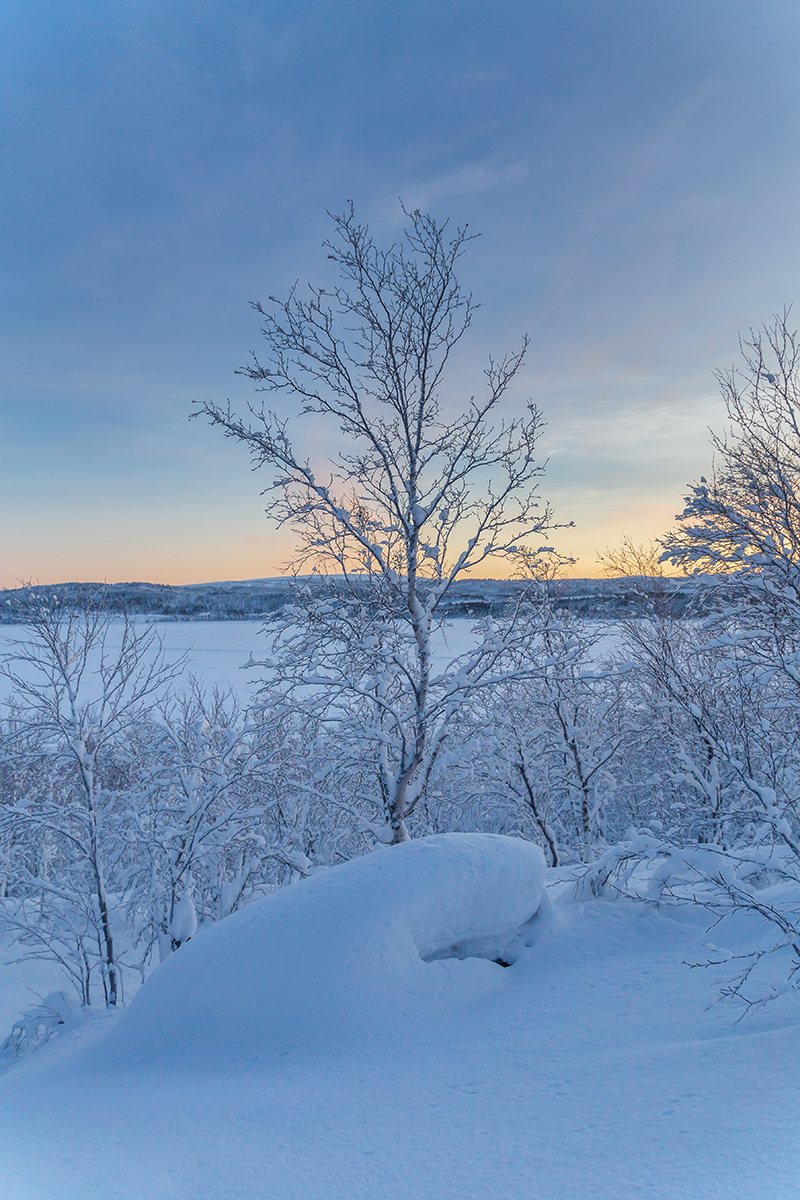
390 159 529 214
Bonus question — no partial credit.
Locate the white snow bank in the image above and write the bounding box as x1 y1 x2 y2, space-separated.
103 833 545 1066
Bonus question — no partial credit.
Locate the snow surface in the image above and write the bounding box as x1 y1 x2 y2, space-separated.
1 834 799 1199
0 620 267 701
0 618 621 701
103 833 546 1066
0 942 67 1039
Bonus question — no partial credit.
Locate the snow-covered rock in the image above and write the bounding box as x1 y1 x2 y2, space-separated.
104 833 546 1065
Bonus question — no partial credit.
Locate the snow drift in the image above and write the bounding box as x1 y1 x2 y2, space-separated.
104 833 546 1065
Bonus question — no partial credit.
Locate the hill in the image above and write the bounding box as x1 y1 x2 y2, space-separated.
0 575 708 622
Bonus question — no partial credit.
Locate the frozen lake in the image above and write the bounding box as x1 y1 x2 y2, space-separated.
0 619 267 703
0 616 623 705
0 618 488 703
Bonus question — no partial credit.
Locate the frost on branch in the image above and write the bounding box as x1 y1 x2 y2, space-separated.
195 203 568 841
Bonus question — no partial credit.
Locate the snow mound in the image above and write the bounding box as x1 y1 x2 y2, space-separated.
105 833 546 1065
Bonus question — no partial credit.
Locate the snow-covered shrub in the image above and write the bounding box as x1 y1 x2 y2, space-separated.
121 684 280 961
1 990 79 1059
0 596 182 1006
0 595 353 1005
577 834 800 1011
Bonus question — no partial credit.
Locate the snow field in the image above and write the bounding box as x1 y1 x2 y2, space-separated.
0 618 485 702
0 610 798 1200
0 617 619 702
1 836 799 1199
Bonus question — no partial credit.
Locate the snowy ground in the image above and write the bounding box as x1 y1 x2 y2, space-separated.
0 616 621 703
1 838 798 1200
0 618 487 703
0 619 268 701
1 622 796 1198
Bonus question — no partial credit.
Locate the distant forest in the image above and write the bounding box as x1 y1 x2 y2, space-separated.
0 576 708 623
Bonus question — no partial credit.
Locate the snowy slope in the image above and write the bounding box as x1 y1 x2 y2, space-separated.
0 836 798 1200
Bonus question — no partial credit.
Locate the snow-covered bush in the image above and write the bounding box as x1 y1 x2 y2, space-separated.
0 594 357 1006
0 594 182 1005
1 990 80 1059
577 834 800 1011
121 684 279 961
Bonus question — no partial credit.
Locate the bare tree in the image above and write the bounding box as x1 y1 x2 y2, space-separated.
662 309 800 614
578 312 800 1008
0 591 182 1005
661 309 800 851
489 606 622 864
126 683 276 959
196 205 561 842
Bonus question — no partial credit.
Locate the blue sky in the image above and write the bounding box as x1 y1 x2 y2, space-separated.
2 0 799 583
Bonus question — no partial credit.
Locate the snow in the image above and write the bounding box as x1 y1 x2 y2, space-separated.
0 620 266 701
0 939 68 1037
0 618 619 701
168 893 198 946
1 837 798 1199
0 614 797 1198
104 833 546 1066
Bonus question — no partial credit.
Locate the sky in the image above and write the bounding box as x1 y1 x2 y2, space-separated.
2 0 800 585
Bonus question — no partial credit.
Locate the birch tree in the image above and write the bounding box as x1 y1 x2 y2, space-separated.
578 316 800 1007
0 592 182 1005
125 685 278 959
661 310 800 852
197 205 561 842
